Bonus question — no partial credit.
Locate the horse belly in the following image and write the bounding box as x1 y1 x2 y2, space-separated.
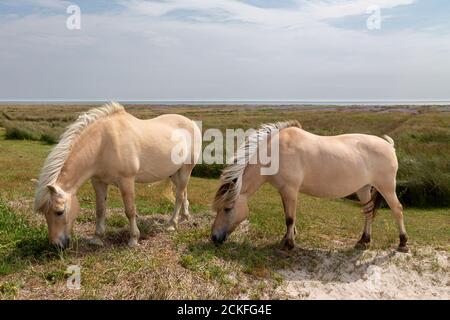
135 155 181 183
299 160 370 198
300 179 367 198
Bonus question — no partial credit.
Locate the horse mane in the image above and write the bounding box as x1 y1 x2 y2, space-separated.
212 120 301 211
34 102 125 213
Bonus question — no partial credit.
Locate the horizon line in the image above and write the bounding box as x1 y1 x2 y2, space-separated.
1 99 450 106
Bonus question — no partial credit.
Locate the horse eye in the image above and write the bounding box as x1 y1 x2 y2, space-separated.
224 207 233 213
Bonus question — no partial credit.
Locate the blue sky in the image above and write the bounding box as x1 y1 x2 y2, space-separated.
1 0 449 101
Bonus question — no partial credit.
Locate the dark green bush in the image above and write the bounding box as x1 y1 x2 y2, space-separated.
4 126 36 141
397 154 450 207
40 133 58 145
192 163 225 179
2 122 60 144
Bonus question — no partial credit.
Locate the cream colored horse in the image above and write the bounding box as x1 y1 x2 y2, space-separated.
211 121 408 252
34 102 201 249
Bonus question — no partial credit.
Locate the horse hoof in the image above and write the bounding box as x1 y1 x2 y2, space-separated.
88 237 104 247
281 238 295 251
397 245 409 253
354 241 370 250
166 225 176 232
128 239 139 248
181 214 191 221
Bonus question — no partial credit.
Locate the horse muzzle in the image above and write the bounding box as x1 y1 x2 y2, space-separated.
211 231 228 245
53 235 71 249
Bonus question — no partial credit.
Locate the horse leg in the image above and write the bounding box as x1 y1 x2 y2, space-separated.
180 164 195 221
181 189 190 221
90 178 108 246
279 186 298 251
118 177 140 247
355 185 374 250
377 183 409 253
167 167 190 231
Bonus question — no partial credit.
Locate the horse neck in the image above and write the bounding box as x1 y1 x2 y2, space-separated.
228 165 266 221
238 164 267 200
56 133 101 194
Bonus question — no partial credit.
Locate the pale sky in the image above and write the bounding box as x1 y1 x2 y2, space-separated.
1 0 449 101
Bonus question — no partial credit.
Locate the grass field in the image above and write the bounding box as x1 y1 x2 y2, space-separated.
0 104 449 299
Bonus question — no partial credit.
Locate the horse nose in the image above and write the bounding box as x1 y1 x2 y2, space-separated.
54 235 70 249
211 232 227 245
62 236 71 249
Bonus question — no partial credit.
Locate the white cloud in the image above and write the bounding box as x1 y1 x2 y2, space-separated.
120 0 416 27
304 0 416 19
1 0 449 101
1 0 71 9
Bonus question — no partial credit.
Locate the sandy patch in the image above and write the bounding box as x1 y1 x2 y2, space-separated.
277 247 449 300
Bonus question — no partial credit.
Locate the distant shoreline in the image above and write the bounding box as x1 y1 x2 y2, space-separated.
1 100 450 106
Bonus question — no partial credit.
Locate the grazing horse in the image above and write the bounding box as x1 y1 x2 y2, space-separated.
34 102 201 249
211 121 409 252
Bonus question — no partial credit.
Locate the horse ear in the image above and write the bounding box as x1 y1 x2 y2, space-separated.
46 184 60 195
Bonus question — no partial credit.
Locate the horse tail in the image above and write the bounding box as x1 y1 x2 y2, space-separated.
148 178 175 203
362 187 384 218
383 135 395 147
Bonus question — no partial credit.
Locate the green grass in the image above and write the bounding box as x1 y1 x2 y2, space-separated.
0 201 52 276
0 105 449 299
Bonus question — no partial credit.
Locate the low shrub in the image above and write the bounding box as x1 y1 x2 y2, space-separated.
39 133 58 145
191 163 225 179
2 122 60 144
397 154 450 207
4 126 37 141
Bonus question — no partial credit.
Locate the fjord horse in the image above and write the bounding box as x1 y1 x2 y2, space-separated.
211 121 408 252
34 102 201 248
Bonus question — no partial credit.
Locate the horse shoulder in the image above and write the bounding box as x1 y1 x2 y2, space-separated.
278 127 309 152
99 115 141 172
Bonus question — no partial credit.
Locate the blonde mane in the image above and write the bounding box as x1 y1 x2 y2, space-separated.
213 120 301 211
34 102 125 213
